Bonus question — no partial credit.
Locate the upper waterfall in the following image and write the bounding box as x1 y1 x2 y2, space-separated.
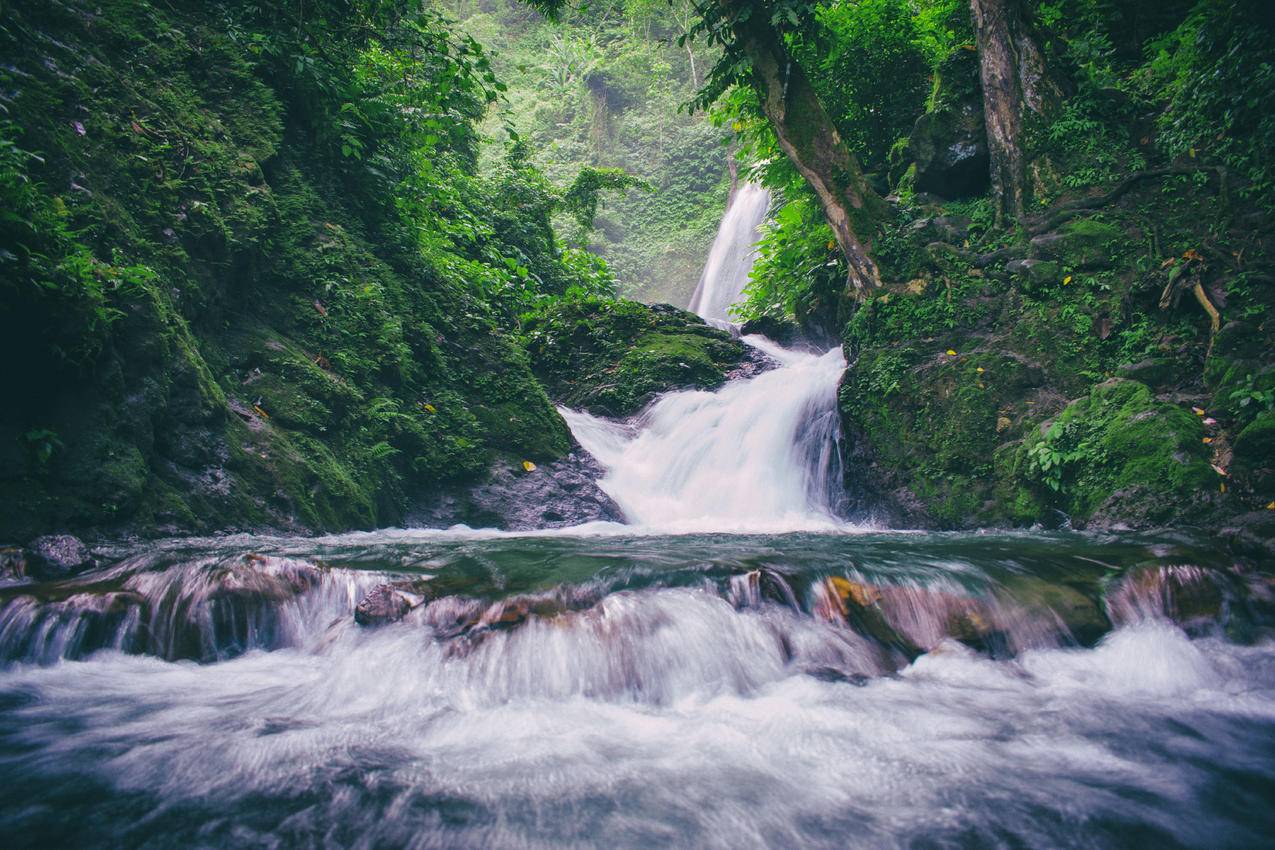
687 182 771 324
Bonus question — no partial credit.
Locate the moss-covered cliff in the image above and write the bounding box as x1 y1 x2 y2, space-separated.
837 173 1273 540
0 0 595 540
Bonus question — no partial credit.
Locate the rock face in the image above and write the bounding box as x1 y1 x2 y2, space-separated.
26 535 95 580
904 51 989 199
0 0 577 543
408 448 624 531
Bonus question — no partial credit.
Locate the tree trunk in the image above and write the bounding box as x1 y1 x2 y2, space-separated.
719 1 885 294
970 0 1057 227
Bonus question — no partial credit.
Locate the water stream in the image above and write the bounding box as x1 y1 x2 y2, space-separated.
687 182 770 327
0 188 1272 849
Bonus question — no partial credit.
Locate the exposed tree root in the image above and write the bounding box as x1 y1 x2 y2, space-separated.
1029 166 1228 235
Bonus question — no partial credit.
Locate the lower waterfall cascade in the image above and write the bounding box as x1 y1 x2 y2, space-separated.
562 337 848 532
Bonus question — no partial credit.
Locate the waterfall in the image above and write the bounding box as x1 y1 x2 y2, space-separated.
686 182 771 325
561 181 851 532
562 339 846 532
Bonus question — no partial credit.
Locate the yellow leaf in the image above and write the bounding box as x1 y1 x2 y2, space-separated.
1266 501 1275 510
522 460 536 472
1189 146 1196 158
423 403 436 414
826 240 836 250
976 366 985 374
1202 437 1213 444
1192 407 1206 416
252 404 269 420
946 349 957 356
1063 275 1072 285
1220 482 1226 493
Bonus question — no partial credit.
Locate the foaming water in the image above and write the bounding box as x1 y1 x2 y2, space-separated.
563 337 849 533
687 181 770 326
0 531 1273 848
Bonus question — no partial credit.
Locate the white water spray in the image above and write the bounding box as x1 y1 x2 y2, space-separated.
687 182 771 326
565 337 847 532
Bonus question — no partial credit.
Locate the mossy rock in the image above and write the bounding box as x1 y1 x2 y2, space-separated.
524 298 747 417
839 345 1046 527
1022 379 1215 527
1029 219 1125 270
1233 410 1275 494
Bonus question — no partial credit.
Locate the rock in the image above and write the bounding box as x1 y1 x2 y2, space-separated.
524 298 747 417
908 215 971 245
1107 563 1228 635
408 448 624 531
909 109 989 199
354 582 428 627
739 316 803 346
905 50 988 199
26 534 95 580
1031 380 1215 529
0 546 27 581
1211 320 1264 361
1232 411 1275 494
1029 219 1123 270
1114 358 1179 389
1006 258 1062 288
1219 511 1275 562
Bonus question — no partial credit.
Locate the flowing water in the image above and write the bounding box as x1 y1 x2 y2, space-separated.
0 529 1273 849
561 337 847 533
2 186 1273 849
687 182 771 327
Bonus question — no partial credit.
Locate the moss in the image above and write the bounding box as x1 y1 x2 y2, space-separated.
839 344 1046 527
1233 411 1275 494
0 0 575 540
1021 379 1215 525
524 298 746 417
1031 219 1125 269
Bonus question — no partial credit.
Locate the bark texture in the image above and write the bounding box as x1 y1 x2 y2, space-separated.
719 1 885 294
970 0 1057 226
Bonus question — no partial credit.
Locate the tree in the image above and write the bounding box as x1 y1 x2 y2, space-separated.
707 0 887 294
535 0 888 294
969 0 1059 227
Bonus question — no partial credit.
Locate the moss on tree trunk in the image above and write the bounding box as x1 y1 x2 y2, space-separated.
717 0 887 295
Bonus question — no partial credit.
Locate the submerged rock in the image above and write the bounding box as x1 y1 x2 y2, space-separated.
26 534 95 580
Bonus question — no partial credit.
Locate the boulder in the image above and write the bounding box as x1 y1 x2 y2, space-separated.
1114 358 1180 389
408 448 624 531
354 583 427 627
1029 219 1123 270
26 534 95 580
1006 258 1062 288
905 50 988 199
523 298 747 418
0 546 27 581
